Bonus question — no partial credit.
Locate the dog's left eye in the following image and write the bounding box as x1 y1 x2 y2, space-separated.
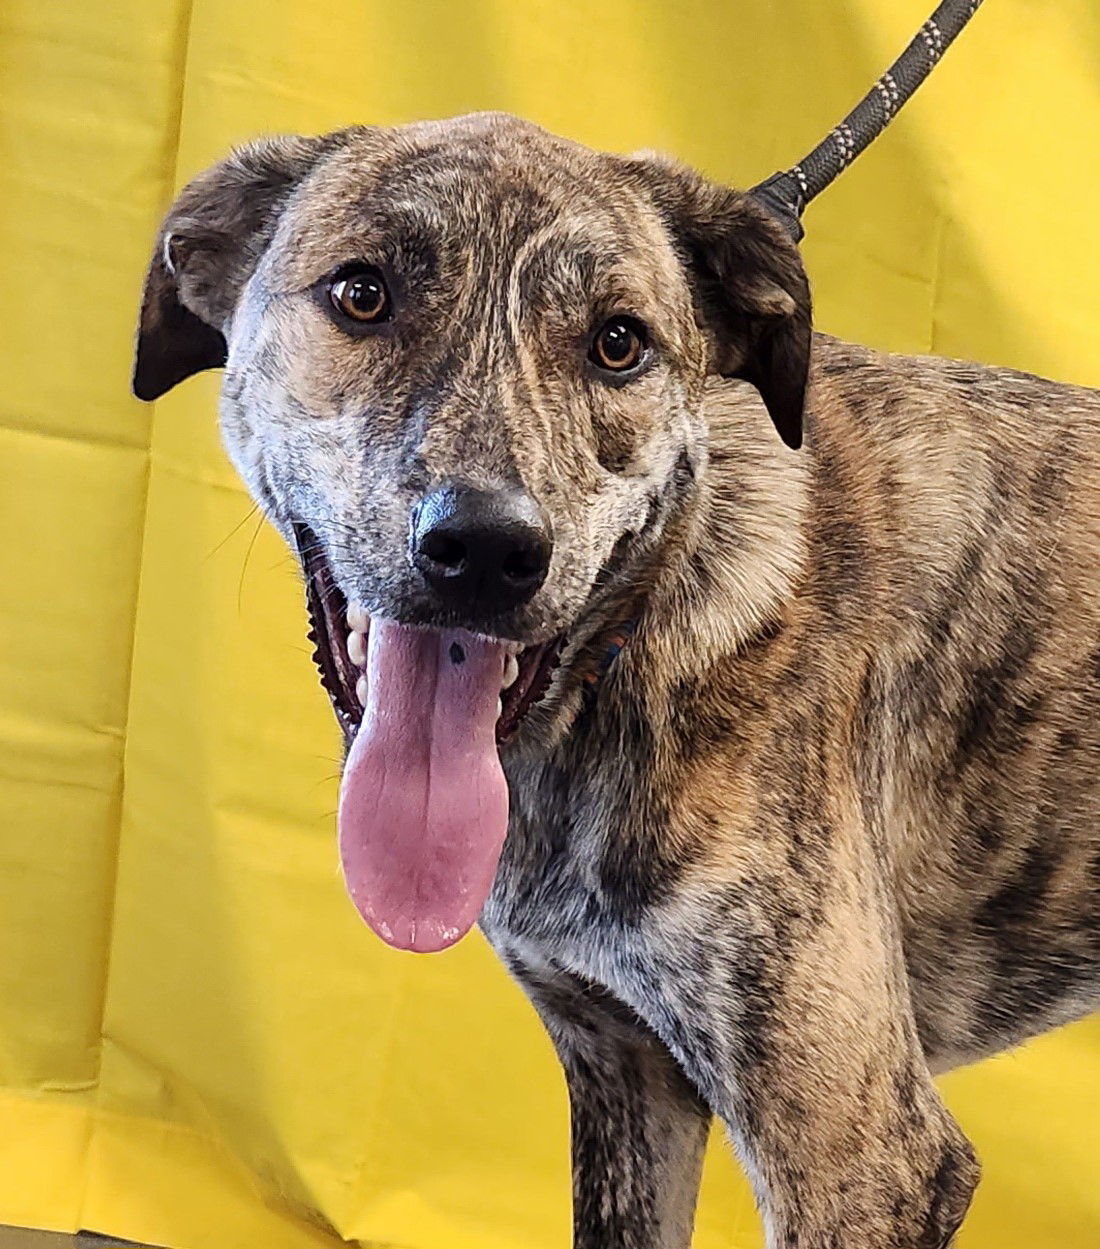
590 317 647 373
328 267 392 324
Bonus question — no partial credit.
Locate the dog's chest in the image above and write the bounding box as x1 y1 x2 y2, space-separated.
481 744 653 979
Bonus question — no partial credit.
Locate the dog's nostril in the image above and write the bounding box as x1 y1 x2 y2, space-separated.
411 484 552 613
501 548 541 584
421 531 467 571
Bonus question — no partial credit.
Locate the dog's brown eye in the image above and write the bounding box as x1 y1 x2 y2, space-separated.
591 317 646 373
329 268 391 323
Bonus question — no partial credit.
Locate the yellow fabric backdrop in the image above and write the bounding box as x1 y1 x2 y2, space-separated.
1 1 1097 1246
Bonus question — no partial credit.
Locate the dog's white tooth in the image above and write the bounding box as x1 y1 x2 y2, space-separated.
347 630 367 667
496 696 503 719
346 603 370 633
355 674 368 706
502 653 520 689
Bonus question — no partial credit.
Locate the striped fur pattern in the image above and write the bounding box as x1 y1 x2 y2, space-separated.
133 113 1099 1249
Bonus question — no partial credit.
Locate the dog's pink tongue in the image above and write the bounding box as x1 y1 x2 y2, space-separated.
338 620 509 953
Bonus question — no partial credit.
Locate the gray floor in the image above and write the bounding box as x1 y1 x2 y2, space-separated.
0 1231 152 1247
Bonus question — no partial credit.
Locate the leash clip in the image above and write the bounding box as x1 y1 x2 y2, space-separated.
749 172 806 243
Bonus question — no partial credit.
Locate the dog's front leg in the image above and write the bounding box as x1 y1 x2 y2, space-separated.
504 952 711 1249
647 877 981 1249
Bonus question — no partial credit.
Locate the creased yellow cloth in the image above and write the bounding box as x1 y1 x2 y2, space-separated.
0 1 1097 1245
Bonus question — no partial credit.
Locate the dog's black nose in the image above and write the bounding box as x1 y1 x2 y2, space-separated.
411 485 552 613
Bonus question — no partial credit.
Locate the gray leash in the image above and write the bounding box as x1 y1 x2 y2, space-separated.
751 0 985 240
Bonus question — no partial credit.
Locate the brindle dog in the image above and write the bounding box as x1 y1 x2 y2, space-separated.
132 113 1100 1249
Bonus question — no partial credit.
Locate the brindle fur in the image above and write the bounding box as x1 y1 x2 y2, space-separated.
133 113 1100 1249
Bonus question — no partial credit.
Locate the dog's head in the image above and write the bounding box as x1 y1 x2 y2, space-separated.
134 113 810 950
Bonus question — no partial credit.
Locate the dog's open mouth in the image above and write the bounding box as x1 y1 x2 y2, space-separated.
295 523 562 745
294 522 562 954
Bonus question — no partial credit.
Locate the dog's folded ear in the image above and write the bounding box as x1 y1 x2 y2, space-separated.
133 132 347 402
628 156 813 449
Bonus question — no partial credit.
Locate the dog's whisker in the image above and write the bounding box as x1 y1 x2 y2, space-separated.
204 502 261 562
236 511 266 616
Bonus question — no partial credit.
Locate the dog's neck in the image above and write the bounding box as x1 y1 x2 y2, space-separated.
527 380 812 749
633 380 811 686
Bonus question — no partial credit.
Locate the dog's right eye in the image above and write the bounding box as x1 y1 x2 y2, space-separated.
590 316 648 374
328 267 392 324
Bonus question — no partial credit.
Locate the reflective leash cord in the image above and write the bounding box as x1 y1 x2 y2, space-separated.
751 0 986 241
